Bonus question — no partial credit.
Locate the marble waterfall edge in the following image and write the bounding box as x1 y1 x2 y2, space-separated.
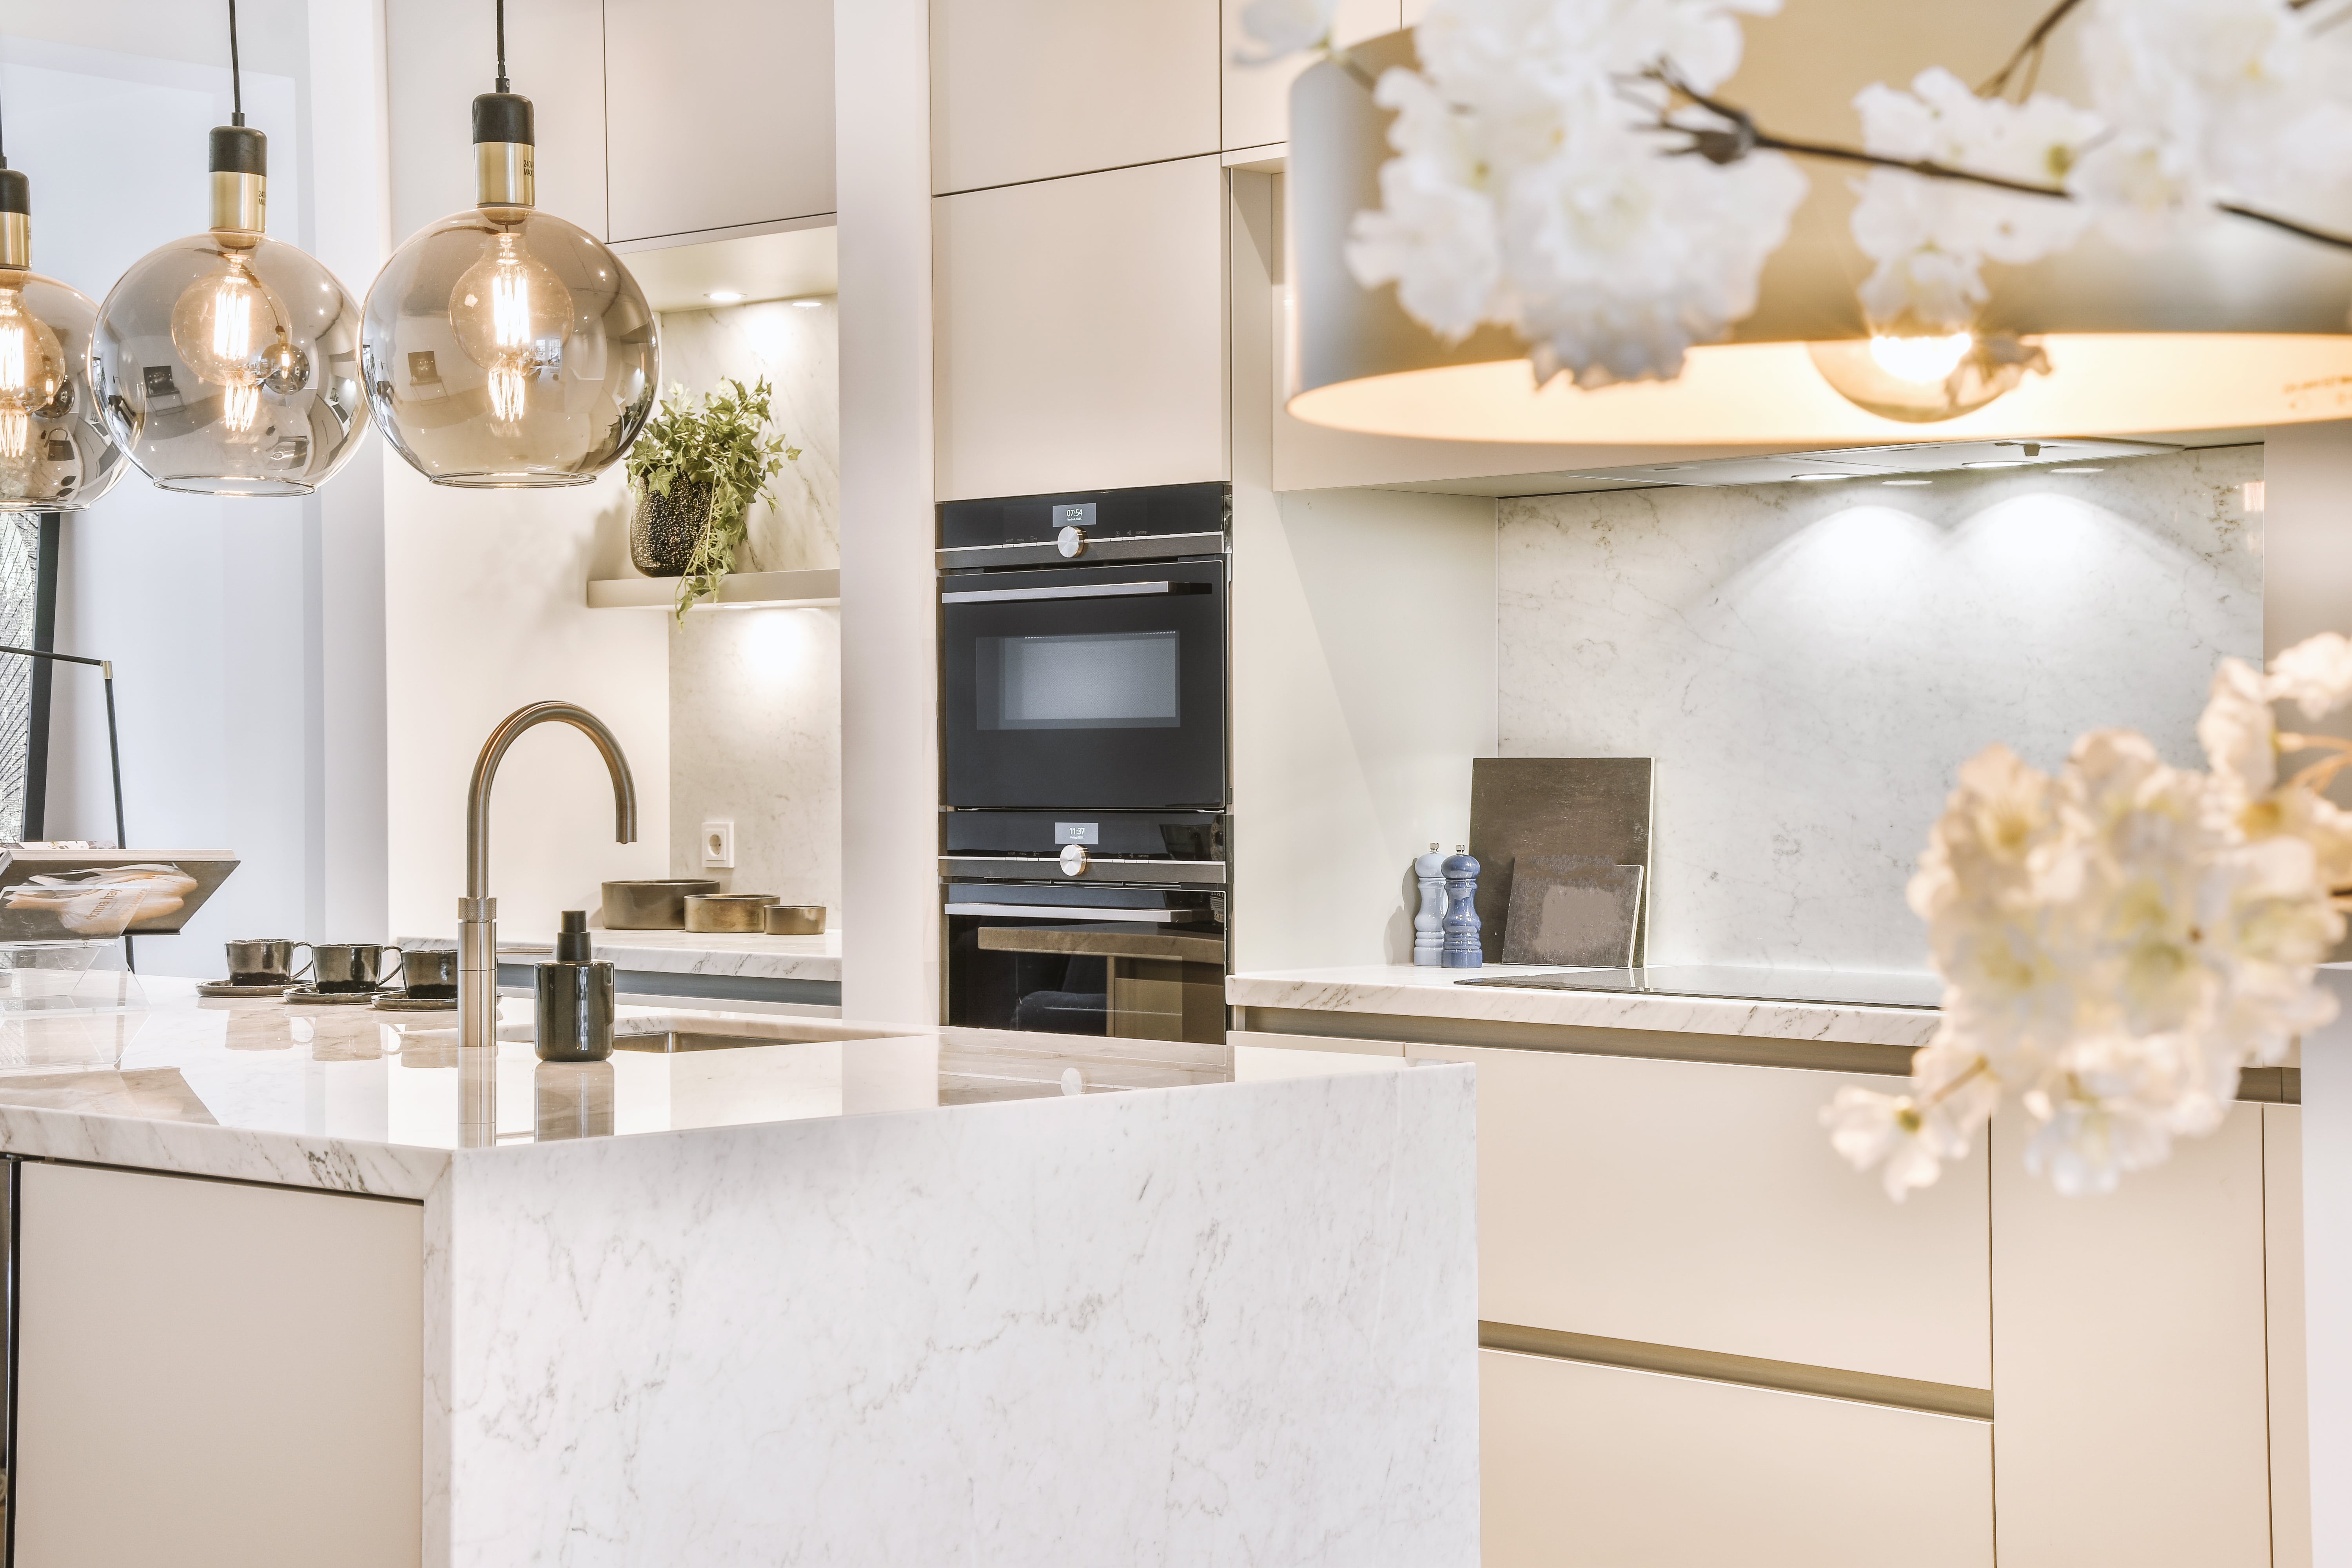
434 1067 1480 1566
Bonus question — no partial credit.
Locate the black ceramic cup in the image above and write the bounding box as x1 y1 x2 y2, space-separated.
312 942 402 993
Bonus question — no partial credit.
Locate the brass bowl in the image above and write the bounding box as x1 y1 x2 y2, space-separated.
762 904 826 936
683 893 776 934
603 879 720 930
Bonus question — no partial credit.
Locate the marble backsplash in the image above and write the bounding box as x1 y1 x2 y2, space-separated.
657 301 842 921
1498 446 2265 972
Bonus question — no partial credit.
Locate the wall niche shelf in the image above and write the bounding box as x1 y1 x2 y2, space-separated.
586 569 842 611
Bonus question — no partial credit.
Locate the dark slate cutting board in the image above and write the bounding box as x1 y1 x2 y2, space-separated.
1470 758 1655 965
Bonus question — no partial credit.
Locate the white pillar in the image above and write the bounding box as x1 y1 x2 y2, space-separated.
835 0 940 1024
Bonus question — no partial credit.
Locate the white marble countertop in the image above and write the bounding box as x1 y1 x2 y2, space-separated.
404 929 843 983
1228 963 1944 1049
0 977 1242 1199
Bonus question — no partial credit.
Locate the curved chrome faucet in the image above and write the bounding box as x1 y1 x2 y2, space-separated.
459 702 637 1051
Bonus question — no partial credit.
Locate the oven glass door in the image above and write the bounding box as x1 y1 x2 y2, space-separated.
942 561 1225 809
947 911 1227 1045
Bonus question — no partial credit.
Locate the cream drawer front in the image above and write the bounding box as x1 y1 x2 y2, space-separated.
1482 1349 1993 1568
1231 1028 1406 1082
1415 1043 1989 1387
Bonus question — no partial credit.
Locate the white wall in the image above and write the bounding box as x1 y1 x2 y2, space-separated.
836 0 939 1022
377 0 670 945
1228 169 1499 974
1497 448 2266 972
4 3 389 974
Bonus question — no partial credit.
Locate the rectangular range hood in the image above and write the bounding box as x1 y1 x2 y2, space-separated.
1557 437 2180 490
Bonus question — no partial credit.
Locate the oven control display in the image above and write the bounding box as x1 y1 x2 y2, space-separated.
1054 823 1100 845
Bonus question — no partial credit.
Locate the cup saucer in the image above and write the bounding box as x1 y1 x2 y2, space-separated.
281 985 388 1006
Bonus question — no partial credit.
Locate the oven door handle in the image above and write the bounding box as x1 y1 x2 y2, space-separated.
945 903 1205 923
939 581 1202 605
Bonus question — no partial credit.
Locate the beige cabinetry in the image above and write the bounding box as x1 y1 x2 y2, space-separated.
932 0 1220 194
933 156 1228 500
1410 1041 1991 1387
1221 0 1401 152
1989 1106 2279 1567
603 0 836 242
1482 1348 1994 1568
11 1161 424 1568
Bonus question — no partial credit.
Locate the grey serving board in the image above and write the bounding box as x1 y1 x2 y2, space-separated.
1470 758 1654 965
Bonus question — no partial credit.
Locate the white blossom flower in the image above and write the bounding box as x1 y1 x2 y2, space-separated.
1846 70 2097 332
2267 632 2352 721
1348 0 1807 387
2198 658 2278 802
1822 1088 1950 1202
1234 0 1340 63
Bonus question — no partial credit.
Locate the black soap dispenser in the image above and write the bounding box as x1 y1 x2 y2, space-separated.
535 911 614 1062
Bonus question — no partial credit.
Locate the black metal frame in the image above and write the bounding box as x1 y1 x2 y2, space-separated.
21 515 57 842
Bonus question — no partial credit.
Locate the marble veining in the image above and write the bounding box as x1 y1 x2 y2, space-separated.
439 1067 1478 1566
1499 447 2264 970
653 302 840 574
1230 964 1944 1049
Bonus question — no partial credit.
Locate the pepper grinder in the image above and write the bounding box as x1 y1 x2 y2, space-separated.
1412 842 1447 966
1441 846 1482 969
535 910 614 1062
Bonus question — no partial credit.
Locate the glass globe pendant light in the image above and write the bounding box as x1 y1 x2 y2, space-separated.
89 1 367 497
0 102 131 512
359 0 658 487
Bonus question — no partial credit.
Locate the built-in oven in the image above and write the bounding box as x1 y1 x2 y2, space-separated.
944 811 1226 1045
938 482 1229 813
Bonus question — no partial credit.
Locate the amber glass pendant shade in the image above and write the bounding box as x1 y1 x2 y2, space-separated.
90 127 367 497
0 167 131 512
360 92 658 487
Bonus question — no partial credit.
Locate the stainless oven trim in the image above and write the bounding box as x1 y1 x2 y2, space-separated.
945 903 1207 923
936 532 1226 570
940 581 1194 605
941 856 1228 885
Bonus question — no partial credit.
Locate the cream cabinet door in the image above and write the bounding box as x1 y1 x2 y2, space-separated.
932 0 1220 194
604 0 836 242
1990 1106 2274 1568
1413 1042 1990 1387
1221 0 1400 152
933 156 1228 500
13 1162 425 1568
1483 1349 1994 1568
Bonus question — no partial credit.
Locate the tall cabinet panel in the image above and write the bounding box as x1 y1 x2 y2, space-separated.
930 0 1220 194
1990 1107 2275 1567
387 0 608 237
604 0 837 242
933 156 1228 500
1221 0 1400 152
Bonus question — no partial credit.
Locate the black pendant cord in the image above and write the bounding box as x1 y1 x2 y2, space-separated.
227 0 245 126
495 0 509 92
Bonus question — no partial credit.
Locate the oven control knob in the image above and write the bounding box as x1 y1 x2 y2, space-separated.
1058 844 1089 877
1056 525 1088 559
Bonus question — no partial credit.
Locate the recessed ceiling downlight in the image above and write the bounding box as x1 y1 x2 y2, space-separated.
1882 479 1933 486
1963 461 2028 469
1791 473 1851 482
706 290 744 303
2048 466 2106 474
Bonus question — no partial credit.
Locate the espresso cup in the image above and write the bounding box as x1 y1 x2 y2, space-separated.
226 938 311 987
312 942 402 994
400 948 458 999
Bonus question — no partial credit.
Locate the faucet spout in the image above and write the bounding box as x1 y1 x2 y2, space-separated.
458 702 637 1050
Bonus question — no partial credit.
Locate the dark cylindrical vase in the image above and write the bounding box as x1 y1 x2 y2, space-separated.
629 479 713 577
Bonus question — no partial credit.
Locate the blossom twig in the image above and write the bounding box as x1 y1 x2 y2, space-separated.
1979 0 2087 99
1658 75 2352 255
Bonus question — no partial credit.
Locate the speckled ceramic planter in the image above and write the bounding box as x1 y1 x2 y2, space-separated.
629 480 713 577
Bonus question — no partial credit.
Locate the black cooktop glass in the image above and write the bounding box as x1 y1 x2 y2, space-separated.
1456 964 1944 1011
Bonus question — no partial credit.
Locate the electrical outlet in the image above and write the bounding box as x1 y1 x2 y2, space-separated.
701 820 736 870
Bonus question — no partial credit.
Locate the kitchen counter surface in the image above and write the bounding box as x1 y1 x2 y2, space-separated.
1228 963 1944 1049
0 978 1232 1199
0 978 1476 1566
405 928 843 983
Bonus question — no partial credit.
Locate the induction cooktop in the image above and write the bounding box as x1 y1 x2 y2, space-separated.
1455 964 1944 1011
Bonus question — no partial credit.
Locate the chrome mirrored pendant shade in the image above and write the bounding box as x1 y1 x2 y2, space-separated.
90 5 367 498
361 4 658 488
0 164 131 512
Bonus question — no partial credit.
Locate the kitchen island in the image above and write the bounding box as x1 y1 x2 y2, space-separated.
0 982 1475 1567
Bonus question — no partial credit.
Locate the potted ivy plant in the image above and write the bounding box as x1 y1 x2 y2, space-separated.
624 377 800 617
